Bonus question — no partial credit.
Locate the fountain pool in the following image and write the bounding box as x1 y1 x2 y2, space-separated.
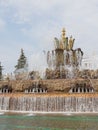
0 113 98 130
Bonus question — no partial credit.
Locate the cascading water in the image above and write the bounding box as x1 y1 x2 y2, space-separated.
0 95 98 112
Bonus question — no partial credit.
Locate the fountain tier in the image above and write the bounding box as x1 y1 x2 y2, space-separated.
46 28 83 79
0 94 98 112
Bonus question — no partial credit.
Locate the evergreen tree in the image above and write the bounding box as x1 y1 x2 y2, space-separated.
15 49 27 69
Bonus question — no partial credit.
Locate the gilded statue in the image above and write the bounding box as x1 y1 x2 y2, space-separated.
62 28 66 43
60 41 64 49
68 36 75 50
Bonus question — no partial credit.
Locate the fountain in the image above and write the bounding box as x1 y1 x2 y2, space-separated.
0 28 98 113
45 28 83 79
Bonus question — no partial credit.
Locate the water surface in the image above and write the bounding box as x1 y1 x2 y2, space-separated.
0 113 98 130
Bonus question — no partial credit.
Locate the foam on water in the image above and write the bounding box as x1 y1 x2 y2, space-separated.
64 113 72 116
0 112 4 115
27 113 36 116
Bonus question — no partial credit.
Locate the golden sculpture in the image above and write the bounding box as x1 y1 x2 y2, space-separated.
68 36 75 50
61 28 66 42
59 41 64 50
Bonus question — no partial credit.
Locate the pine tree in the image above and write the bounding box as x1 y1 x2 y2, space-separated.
15 49 27 69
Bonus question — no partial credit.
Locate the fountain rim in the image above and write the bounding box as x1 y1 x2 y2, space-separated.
1 110 98 115
0 92 98 97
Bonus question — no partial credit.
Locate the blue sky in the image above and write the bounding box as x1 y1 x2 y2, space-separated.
0 0 98 74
